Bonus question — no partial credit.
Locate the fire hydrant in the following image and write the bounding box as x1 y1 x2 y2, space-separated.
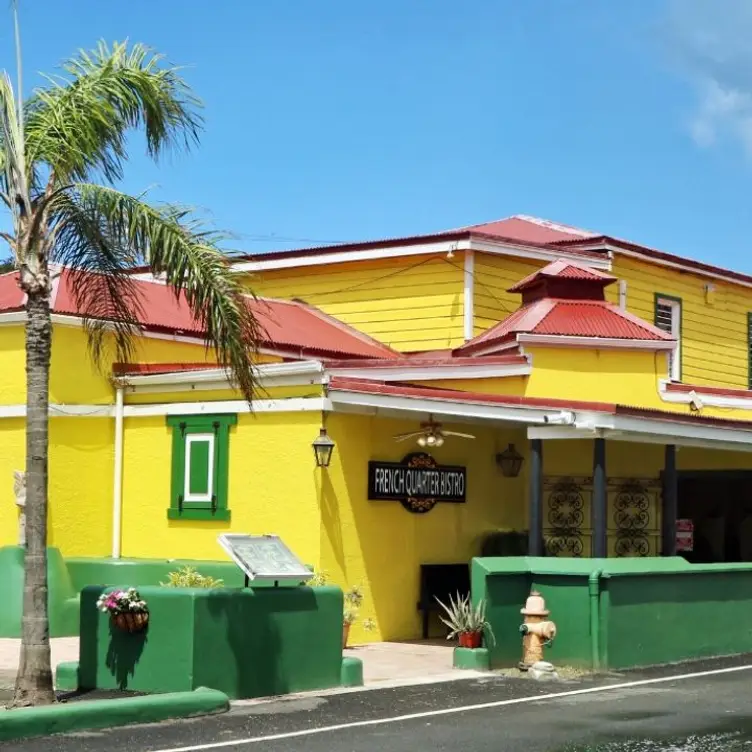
519 590 557 670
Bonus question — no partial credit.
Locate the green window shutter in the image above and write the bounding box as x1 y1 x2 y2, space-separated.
166 414 237 521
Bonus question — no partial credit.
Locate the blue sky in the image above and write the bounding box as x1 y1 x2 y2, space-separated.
4 1 752 269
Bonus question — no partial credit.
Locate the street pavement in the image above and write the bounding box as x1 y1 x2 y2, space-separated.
5 656 752 751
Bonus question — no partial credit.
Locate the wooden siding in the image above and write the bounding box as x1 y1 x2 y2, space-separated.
611 255 751 389
472 253 542 335
245 254 464 352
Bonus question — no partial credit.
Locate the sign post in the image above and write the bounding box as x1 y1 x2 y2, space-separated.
217 534 311 587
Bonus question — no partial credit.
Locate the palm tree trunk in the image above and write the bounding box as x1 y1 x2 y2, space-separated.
9 288 55 707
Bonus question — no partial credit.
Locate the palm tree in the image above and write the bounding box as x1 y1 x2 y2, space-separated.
1 40 261 707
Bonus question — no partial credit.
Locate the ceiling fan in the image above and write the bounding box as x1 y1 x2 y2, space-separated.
393 418 476 448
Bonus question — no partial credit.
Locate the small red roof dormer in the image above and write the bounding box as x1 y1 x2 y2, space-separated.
508 259 616 303
455 259 674 357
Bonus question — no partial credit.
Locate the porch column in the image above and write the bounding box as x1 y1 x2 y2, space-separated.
528 439 544 556
661 444 678 557
592 438 607 558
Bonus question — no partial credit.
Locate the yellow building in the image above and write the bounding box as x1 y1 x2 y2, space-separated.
5 214 752 643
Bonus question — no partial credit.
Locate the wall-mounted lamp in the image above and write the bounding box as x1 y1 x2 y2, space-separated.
496 444 524 478
312 428 335 468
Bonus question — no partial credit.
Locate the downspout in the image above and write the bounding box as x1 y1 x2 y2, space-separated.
111 385 124 559
588 569 602 671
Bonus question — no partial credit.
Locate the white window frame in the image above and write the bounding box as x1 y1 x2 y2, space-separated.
656 296 681 381
183 432 215 503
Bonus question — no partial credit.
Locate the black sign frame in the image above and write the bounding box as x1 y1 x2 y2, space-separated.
367 452 467 513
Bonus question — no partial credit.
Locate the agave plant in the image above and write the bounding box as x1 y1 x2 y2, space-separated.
435 592 495 646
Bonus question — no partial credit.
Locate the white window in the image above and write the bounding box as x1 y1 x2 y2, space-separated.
655 296 681 381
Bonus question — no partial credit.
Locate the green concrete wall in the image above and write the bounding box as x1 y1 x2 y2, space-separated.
472 557 752 671
78 584 344 699
0 546 308 638
0 546 79 638
606 567 752 669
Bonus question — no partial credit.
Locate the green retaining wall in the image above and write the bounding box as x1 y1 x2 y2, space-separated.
472 557 752 671
78 585 344 699
0 546 309 638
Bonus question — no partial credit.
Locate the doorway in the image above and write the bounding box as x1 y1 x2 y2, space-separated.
677 471 752 563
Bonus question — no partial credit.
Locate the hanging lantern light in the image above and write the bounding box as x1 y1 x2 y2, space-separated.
312 428 335 468
496 444 524 478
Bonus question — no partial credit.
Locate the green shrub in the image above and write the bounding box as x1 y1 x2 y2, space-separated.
160 565 224 589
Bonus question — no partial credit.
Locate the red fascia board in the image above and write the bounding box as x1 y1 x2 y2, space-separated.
614 404 752 431
664 382 752 399
113 362 218 376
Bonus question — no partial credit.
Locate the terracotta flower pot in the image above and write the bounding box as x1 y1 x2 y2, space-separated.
458 631 482 649
342 622 351 649
112 611 149 633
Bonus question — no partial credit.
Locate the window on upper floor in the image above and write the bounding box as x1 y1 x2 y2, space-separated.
166 414 236 521
654 295 681 381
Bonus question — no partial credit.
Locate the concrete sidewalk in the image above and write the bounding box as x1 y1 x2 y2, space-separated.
344 640 459 686
0 639 79 690
0 638 458 691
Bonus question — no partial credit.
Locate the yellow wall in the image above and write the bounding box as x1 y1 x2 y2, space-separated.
120 410 324 567
0 417 113 556
322 413 527 642
0 324 217 405
611 254 752 389
246 254 464 351
472 253 542 336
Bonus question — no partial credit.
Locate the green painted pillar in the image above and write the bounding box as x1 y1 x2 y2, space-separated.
528 439 543 556
592 438 607 558
661 444 677 556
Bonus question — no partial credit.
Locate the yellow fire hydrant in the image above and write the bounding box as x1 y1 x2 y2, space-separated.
519 590 557 670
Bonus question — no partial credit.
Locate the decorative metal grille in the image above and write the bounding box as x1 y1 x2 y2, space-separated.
543 476 590 558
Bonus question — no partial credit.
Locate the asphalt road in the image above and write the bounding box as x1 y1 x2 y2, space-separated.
6 658 752 752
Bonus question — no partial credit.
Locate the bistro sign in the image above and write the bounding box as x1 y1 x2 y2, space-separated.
368 452 467 513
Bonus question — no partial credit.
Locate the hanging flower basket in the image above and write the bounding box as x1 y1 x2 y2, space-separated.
96 588 149 633
112 611 149 633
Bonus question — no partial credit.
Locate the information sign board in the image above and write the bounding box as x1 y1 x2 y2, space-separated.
217 534 310 582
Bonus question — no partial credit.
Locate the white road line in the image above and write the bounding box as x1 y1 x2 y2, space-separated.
151 663 752 752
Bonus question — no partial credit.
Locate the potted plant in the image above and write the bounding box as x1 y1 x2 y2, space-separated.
96 587 150 633
435 592 494 649
308 571 375 648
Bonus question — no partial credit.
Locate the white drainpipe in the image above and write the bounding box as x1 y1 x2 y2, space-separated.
111 385 125 559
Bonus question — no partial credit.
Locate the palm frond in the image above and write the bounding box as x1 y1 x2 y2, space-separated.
0 72 28 231
50 183 261 401
25 40 202 185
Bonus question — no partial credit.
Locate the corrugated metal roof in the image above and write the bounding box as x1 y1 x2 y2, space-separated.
456 298 672 355
509 259 615 292
0 269 397 361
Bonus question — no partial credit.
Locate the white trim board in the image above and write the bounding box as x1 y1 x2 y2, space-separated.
463 250 474 342
120 360 326 394
659 381 752 411
200 238 613 276
0 397 331 419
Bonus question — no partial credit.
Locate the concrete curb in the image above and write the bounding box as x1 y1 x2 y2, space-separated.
0 686 229 742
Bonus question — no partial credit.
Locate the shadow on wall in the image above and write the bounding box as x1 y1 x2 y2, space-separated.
105 620 147 690
203 590 284 699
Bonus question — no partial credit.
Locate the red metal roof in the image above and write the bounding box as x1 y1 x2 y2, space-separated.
0 269 397 361
463 216 595 245
456 299 673 355
509 259 615 292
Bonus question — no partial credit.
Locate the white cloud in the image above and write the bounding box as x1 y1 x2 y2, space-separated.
665 0 752 156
